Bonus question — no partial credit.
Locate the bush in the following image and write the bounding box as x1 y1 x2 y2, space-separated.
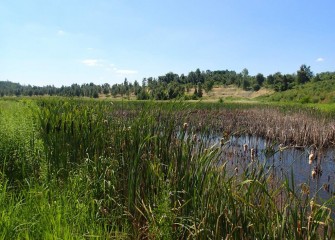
252 84 261 91
300 96 310 104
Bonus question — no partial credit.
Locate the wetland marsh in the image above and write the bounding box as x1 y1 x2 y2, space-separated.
1 98 335 239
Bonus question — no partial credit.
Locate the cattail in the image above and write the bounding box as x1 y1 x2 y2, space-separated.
100 207 109 216
308 216 313 231
243 144 248 153
220 138 225 146
301 183 310 195
297 221 302 237
308 201 315 231
234 167 238 174
308 150 315 164
278 143 287 152
183 122 188 130
192 134 197 142
250 148 255 161
311 170 317 179
323 183 330 193
310 199 315 211
313 165 322 177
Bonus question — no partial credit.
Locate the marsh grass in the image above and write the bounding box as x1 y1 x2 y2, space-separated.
0 99 43 185
0 98 334 239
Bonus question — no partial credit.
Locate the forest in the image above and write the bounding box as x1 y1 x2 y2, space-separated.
1 65 335 102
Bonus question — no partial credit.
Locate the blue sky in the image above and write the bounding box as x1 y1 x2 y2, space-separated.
1 0 334 87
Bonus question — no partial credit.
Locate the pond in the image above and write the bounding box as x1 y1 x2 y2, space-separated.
215 134 335 201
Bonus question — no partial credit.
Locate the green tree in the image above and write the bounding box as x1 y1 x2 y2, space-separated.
241 68 250 90
255 73 265 86
204 80 214 93
102 83 110 95
241 68 249 79
136 87 150 100
197 83 203 98
266 74 275 86
93 91 99 98
297 64 313 84
167 82 184 99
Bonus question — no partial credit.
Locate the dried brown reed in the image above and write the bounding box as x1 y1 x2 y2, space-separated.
177 108 335 148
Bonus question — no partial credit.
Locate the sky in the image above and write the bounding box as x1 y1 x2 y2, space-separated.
0 0 334 87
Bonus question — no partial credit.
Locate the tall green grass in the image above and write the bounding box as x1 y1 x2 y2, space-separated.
0 98 334 239
0 99 43 184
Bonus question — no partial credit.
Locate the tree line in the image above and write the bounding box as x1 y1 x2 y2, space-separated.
1 65 333 100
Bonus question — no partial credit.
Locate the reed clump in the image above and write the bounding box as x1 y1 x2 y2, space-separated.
176 106 335 148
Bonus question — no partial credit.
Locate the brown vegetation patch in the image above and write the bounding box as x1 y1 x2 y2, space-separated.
202 86 274 101
178 107 335 148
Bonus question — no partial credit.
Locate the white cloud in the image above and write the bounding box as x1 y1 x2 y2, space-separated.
316 57 324 62
115 69 138 75
82 59 103 67
81 60 138 76
57 30 65 36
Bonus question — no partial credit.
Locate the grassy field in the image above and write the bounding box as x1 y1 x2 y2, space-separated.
0 98 334 239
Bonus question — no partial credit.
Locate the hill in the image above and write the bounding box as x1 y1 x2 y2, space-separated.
258 73 335 104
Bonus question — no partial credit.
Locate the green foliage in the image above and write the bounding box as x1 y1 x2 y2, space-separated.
0 65 331 102
297 64 313 84
0 100 43 184
204 79 214 93
256 73 265 86
259 72 335 104
0 98 334 238
136 87 150 100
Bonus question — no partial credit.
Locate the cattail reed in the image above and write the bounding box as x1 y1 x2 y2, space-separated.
311 170 317 179
310 199 315 212
297 221 302 237
193 134 197 142
308 216 313 231
250 148 255 161
180 106 335 148
243 144 248 153
2 99 335 239
301 183 310 195
323 183 330 193
312 165 323 178
309 150 316 164
220 138 225 146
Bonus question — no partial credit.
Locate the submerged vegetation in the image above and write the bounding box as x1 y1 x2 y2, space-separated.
0 98 335 238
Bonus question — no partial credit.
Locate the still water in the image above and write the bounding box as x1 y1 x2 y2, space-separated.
212 134 335 201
